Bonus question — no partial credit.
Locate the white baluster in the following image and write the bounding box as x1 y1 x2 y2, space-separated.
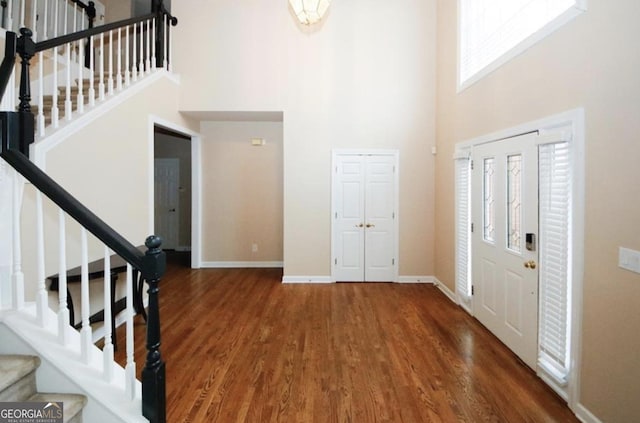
124 25 130 87
88 35 95 107
6 0 13 32
42 0 48 42
35 191 48 327
108 30 113 96
151 18 156 71
51 0 59 128
145 19 151 74
31 0 38 41
77 37 84 114
58 209 69 345
37 51 45 136
80 228 92 364
65 41 72 121
137 23 144 78
71 3 77 63
125 264 136 400
99 32 104 101
18 0 24 28
53 0 58 37
103 247 114 382
63 0 68 35
116 27 122 91
131 23 137 82
11 170 24 310
163 15 168 70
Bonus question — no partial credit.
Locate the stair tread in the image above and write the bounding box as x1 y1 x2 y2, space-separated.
0 355 40 393
28 393 87 423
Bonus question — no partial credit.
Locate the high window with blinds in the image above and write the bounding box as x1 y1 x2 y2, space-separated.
458 0 586 89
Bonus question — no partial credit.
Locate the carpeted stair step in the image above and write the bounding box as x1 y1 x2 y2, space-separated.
0 355 39 402
0 355 87 423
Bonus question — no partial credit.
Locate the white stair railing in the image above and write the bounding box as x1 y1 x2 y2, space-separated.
0 0 104 41
25 13 174 140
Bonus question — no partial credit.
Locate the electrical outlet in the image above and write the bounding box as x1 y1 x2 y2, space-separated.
619 247 640 274
252 243 258 253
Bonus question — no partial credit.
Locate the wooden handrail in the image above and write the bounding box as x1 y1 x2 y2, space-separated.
35 13 157 52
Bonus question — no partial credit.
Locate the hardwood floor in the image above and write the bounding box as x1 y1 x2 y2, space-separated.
113 264 578 422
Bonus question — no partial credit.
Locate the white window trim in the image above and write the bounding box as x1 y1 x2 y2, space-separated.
457 0 588 92
454 108 585 415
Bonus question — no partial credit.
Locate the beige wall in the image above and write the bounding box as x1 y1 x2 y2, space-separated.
102 0 132 23
173 0 437 278
200 121 283 263
20 76 198 297
435 1 640 421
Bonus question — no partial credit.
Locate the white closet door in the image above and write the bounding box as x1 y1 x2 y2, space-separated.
333 153 397 282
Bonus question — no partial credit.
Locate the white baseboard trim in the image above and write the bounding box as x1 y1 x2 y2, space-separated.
575 403 603 423
201 261 283 268
396 276 434 283
282 276 334 284
433 277 458 304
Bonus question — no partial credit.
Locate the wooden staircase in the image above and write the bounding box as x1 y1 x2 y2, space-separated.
0 355 87 423
31 77 104 127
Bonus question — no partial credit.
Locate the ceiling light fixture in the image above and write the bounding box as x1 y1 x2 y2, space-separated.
288 0 331 26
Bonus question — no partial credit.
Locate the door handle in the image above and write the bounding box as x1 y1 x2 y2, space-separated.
355 223 364 228
169 208 176 212
523 260 537 269
366 223 375 228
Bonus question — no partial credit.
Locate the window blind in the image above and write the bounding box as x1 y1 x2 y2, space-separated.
538 141 571 383
460 0 579 85
455 156 472 303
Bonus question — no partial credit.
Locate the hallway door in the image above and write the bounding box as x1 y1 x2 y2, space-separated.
154 158 180 249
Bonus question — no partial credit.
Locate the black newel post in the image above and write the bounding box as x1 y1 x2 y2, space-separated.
141 235 167 423
1 2 7 28
84 1 96 68
16 28 34 156
152 0 164 69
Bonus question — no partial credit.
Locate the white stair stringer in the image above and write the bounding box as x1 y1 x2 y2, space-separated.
0 304 147 423
31 69 180 166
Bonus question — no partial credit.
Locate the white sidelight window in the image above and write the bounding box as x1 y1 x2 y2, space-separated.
537 139 572 384
458 0 587 89
454 150 472 309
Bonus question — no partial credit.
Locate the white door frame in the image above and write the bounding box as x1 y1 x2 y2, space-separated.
331 149 400 283
454 108 585 412
149 116 203 269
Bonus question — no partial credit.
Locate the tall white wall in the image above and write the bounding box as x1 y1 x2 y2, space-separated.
173 0 437 278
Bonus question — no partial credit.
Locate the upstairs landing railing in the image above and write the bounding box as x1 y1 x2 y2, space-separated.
0 3 177 422
2 0 178 138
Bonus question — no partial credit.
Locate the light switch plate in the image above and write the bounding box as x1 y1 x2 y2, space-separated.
619 247 640 274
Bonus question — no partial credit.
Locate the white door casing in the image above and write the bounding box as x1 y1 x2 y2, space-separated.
332 151 398 282
471 133 539 369
154 158 180 250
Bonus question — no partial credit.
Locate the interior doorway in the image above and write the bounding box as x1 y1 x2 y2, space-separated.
154 126 192 267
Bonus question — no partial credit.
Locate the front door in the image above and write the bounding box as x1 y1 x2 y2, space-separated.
471 133 539 368
333 153 397 282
